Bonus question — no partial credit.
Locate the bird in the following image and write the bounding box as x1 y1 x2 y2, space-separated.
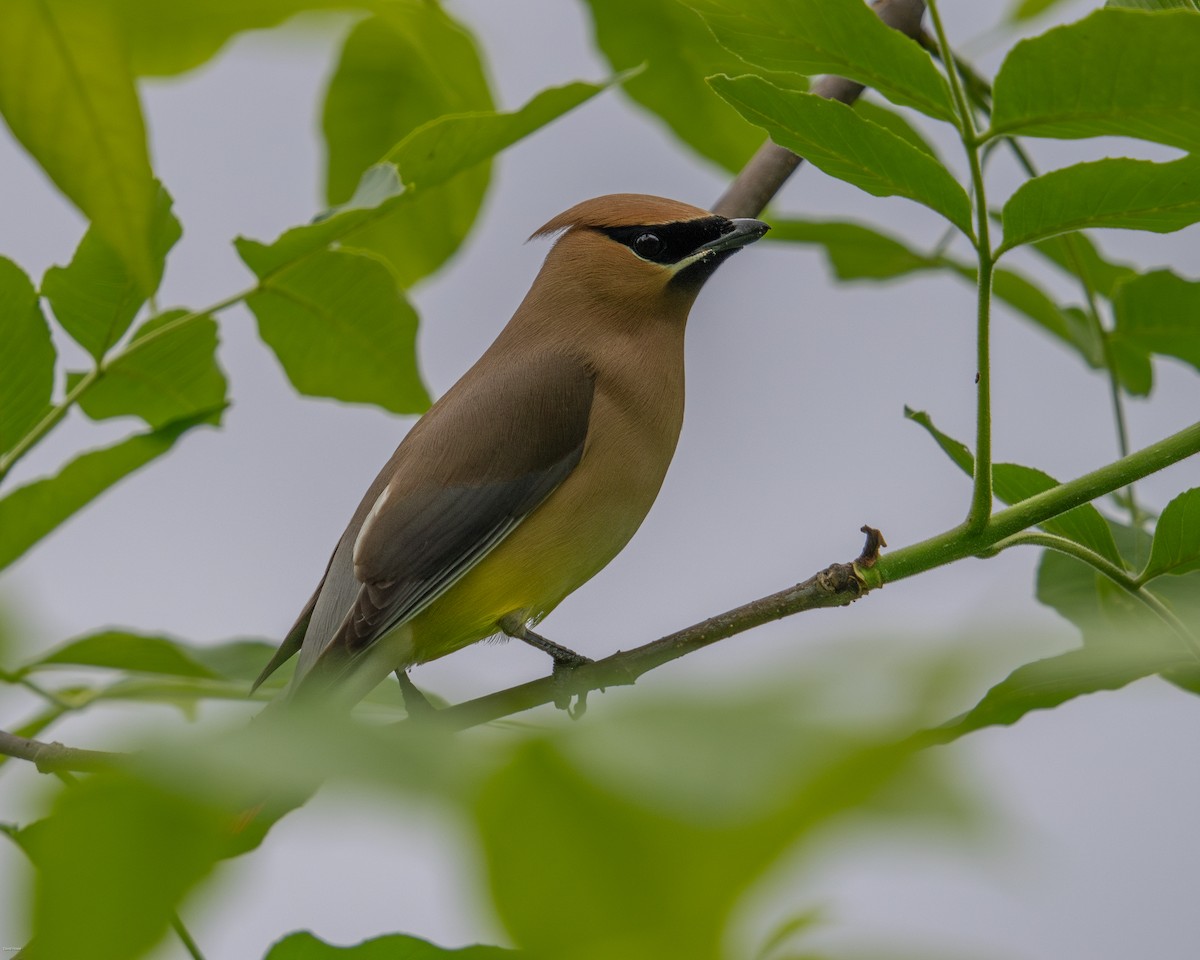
254 194 769 709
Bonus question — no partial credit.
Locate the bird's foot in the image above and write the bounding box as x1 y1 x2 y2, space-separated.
551 652 594 719
500 617 593 717
394 669 437 722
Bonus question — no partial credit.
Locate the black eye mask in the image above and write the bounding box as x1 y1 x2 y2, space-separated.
597 216 733 265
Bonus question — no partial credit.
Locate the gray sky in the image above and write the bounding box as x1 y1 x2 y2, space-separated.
2 1 1199 957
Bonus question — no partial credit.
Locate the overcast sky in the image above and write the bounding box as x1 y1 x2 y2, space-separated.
2 1 1199 957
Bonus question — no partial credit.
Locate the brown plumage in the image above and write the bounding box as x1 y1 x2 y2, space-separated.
257 194 768 704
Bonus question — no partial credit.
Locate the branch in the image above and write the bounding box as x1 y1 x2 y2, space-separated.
712 0 928 219
0 728 121 773
428 421 1200 728
430 528 884 730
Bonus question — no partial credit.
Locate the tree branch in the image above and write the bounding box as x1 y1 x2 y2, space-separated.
712 0 928 219
0 728 121 773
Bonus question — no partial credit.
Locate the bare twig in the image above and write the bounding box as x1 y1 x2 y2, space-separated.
430 528 885 731
0 728 122 774
712 0 929 219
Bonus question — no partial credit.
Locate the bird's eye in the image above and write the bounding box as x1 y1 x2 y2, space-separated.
633 233 664 259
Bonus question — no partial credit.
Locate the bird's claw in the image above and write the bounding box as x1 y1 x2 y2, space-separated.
551 654 593 718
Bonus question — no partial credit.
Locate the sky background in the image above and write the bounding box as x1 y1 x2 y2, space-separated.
2 0 1200 957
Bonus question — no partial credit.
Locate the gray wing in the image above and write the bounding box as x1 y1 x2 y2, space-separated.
260 352 595 692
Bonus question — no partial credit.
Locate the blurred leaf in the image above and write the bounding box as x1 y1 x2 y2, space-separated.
683 0 955 121
322 7 493 287
41 185 181 361
0 0 159 289
1140 488 1200 580
904 408 1123 564
584 0 804 173
1009 0 1074 19
24 774 228 960
989 9 1200 151
188 638 279 683
0 258 54 456
239 78 616 276
31 630 220 679
999 155 1200 254
0 411 219 572
474 696 937 960
767 219 940 281
264 930 520 959
238 246 429 413
108 0 354 77
1111 270 1200 382
67 310 227 428
1106 0 1200 10
709 76 972 233
1029 232 1137 301
933 629 1195 741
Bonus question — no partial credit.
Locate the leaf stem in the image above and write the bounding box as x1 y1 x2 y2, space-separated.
876 419 1200 584
0 287 254 486
171 913 207 960
986 531 1200 658
927 0 994 532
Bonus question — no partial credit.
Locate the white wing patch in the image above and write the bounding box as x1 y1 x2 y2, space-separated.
353 483 392 575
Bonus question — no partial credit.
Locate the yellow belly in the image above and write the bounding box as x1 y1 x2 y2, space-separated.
408 370 683 663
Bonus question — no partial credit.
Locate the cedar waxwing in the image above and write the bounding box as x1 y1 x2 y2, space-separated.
256 194 768 706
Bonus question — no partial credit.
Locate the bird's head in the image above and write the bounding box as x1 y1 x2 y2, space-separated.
529 194 769 310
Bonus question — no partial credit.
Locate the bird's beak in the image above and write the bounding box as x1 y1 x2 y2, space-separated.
697 217 770 255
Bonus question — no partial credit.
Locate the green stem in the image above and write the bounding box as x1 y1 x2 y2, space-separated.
171 913 207 960
0 287 254 486
927 0 994 532
874 419 1200 584
987 532 1200 658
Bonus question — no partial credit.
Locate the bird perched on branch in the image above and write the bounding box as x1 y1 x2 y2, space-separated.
255 194 768 708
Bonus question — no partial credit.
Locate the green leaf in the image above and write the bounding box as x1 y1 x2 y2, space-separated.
1009 0 1075 20
1106 0 1200 11
709 76 973 234
322 7 494 287
66 310 227 429
26 774 227 960
381 78 620 195
1112 269 1200 379
107 0 353 77
583 0 803 173
238 246 429 413
904 408 1123 564
188 638 280 683
1140 488 1200 580
768 218 940 281
41 185 181 361
989 8 1200 151
683 0 955 121
238 78 615 278
474 701 923 960
0 257 54 456
1029 232 1137 301
935 521 1200 739
933 632 1195 742
854 97 940 160
999 155 1200 254
32 630 220 679
264 931 520 959
0 0 159 290
0 412 218 572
